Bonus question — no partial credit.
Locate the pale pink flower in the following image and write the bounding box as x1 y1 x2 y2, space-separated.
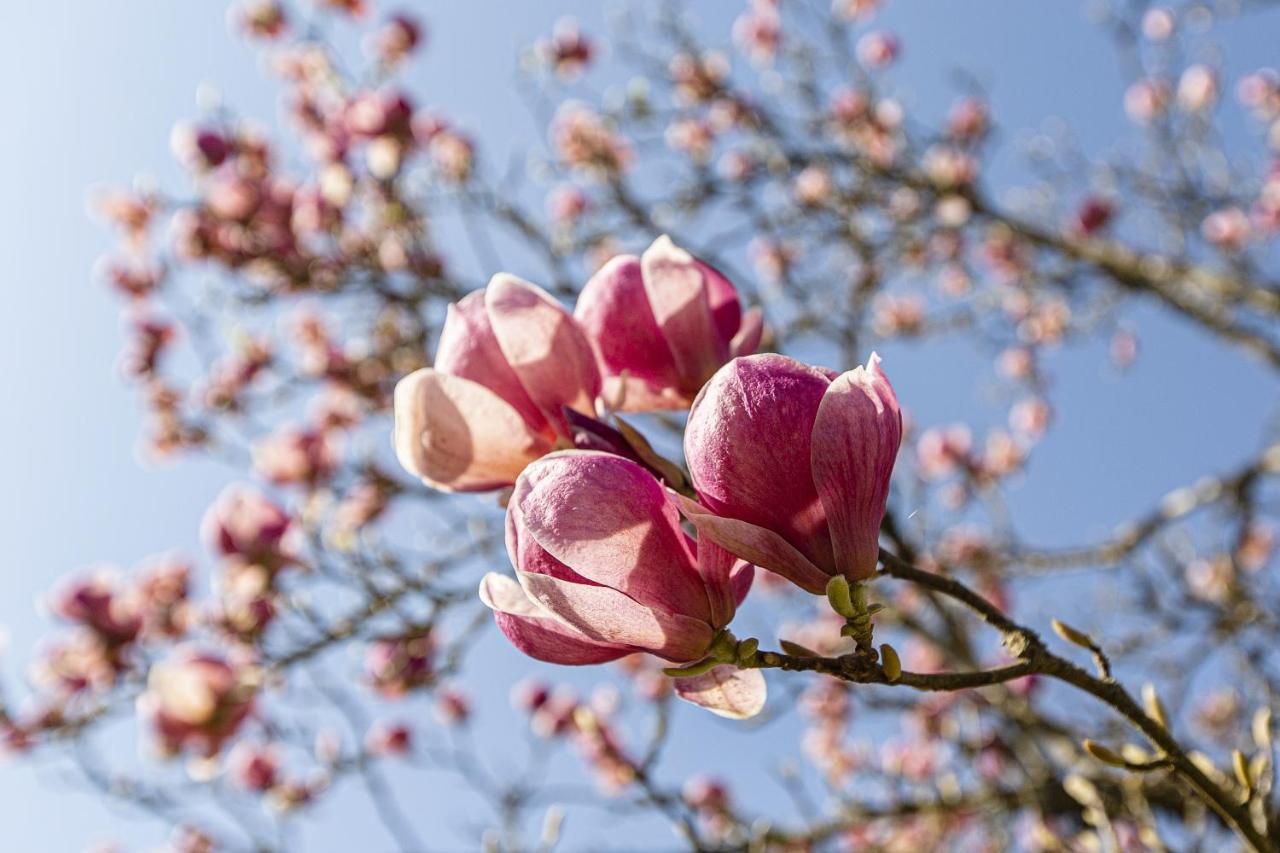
1124 78 1170 124
1202 206 1252 249
393 275 601 492
201 484 295 568
1177 64 1218 112
856 31 899 69
139 649 257 756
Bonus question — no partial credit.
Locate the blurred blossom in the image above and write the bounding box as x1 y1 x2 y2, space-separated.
227 741 281 791
365 633 434 698
856 31 899 69
546 185 589 227
947 97 989 142
665 117 716 162
1009 398 1052 440
537 18 594 80
669 52 729 105
253 425 339 488
139 648 258 757
236 0 286 38
793 166 833 205
832 0 881 21
372 14 423 66
200 484 295 569
1202 206 1252 249
365 720 412 756
1177 64 1218 112
1069 196 1113 236
550 102 632 177
1124 78 1170 124
733 0 782 66
1142 6 1176 41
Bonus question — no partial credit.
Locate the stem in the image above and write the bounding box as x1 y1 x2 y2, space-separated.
870 548 1273 852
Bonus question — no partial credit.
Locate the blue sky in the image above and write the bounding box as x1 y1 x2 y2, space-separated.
0 1 1277 850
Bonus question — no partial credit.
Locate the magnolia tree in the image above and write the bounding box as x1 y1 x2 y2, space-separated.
10 0 1280 850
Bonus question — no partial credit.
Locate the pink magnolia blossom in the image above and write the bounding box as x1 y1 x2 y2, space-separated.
393 274 601 492
365 633 434 698
680 353 901 593
574 236 763 411
479 451 764 717
200 484 295 568
138 649 257 757
227 741 281 791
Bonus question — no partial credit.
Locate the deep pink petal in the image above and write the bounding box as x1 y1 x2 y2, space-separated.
434 291 550 436
684 354 836 574
393 369 551 492
641 236 728 394
575 255 682 401
518 571 714 662
811 354 902 581
515 451 711 623
729 306 765 358
479 573 630 665
694 536 742 628
673 493 830 594
673 665 767 719
700 259 743 348
486 274 601 430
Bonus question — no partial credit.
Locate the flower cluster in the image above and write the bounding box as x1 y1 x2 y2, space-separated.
394 236 903 718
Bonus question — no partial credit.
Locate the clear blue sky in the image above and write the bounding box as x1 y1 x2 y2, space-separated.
0 2 1276 850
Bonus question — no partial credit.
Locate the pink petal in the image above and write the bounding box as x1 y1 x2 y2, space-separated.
700 259 743 348
695 536 742 628
393 369 551 492
517 571 715 662
673 493 830 594
514 451 712 623
575 256 682 401
673 665 767 719
729 562 754 606
479 573 630 665
684 354 837 574
434 291 550 437
641 236 728 393
486 274 601 430
729 306 765 358
810 354 902 581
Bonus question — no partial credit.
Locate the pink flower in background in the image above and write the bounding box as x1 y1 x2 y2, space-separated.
537 18 594 81
227 741 281 791
200 485 295 568
480 451 764 717
365 633 435 698
393 275 601 492
1178 65 1219 113
856 31 899 69
139 649 257 757
733 0 782 66
372 14 423 66
681 353 901 593
574 236 763 411
252 425 339 487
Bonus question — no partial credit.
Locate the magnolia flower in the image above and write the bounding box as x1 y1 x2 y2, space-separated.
680 354 901 593
200 484 295 568
393 275 601 492
139 649 257 756
575 236 763 411
480 451 765 718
